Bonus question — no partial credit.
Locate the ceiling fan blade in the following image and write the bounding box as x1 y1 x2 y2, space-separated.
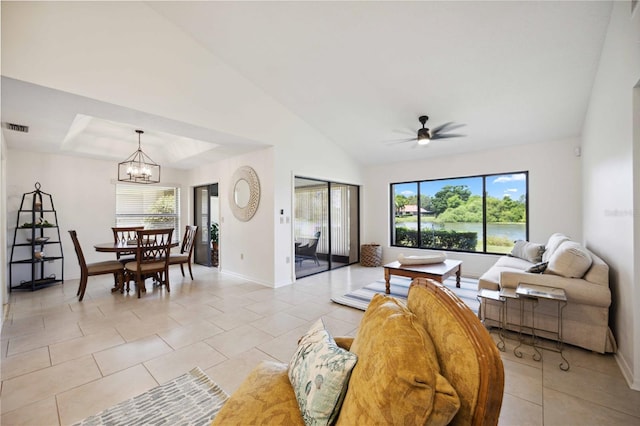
384 137 416 145
391 128 416 135
430 133 465 140
431 122 466 134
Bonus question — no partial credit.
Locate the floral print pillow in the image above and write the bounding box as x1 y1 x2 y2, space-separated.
288 319 358 426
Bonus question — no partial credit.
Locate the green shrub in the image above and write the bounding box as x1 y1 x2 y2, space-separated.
486 235 513 247
394 228 477 251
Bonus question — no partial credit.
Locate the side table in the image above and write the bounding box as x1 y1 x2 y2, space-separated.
477 289 505 351
515 283 570 371
477 287 518 352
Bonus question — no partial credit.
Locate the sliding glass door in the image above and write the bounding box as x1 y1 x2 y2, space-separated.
294 177 359 279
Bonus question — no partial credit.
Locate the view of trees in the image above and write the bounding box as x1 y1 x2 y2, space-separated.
395 184 526 224
144 191 178 228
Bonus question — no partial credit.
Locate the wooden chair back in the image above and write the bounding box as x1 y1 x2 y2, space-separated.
180 225 198 256
125 228 174 297
408 278 504 426
112 226 144 259
68 229 88 274
69 230 125 301
135 228 173 263
169 225 198 279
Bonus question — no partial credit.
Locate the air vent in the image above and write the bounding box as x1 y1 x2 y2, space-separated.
3 122 29 133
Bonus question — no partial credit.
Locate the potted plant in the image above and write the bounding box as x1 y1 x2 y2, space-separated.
210 222 219 248
210 222 219 266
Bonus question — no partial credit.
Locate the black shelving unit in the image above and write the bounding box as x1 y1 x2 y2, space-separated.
9 182 64 291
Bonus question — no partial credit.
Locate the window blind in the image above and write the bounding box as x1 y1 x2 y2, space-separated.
115 184 181 241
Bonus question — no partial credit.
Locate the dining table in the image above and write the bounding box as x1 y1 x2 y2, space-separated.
94 240 179 293
94 240 180 253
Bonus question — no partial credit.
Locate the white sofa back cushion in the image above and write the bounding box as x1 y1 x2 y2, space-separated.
583 250 609 286
546 241 593 278
542 233 571 263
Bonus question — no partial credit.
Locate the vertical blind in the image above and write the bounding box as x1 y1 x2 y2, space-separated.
115 184 181 241
330 184 352 257
294 184 351 256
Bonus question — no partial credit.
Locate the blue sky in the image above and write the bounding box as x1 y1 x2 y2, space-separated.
394 173 527 200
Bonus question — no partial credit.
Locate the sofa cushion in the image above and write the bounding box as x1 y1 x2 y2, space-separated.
212 361 304 426
336 294 459 426
542 233 571 263
583 250 609 286
509 240 545 263
478 256 535 291
546 241 593 278
495 255 535 269
288 318 357 426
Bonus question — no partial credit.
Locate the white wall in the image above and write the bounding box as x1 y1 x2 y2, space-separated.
187 142 365 288
363 137 583 278
582 1 640 389
275 138 365 287
5 150 189 283
209 149 275 287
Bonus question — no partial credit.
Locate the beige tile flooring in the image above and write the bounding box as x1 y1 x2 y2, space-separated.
2 264 639 425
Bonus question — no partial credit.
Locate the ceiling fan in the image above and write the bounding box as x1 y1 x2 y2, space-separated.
386 115 466 147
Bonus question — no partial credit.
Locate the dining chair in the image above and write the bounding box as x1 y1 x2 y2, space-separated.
68 230 125 301
111 226 144 291
169 225 198 280
124 228 173 298
112 226 145 263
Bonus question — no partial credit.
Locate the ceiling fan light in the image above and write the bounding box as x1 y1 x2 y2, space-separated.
417 129 431 145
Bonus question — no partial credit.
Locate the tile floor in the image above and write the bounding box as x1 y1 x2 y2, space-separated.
1 264 639 425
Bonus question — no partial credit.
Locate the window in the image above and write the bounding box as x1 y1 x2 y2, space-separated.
115 184 181 241
391 172 528 254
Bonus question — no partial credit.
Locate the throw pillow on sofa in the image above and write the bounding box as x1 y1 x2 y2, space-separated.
509 240 545 263
526 262 548 273
545 241 593 278
288 318 358 426
336 294 460 426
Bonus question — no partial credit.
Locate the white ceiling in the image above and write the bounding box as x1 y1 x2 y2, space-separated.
1 76 267 169
1 1 613 167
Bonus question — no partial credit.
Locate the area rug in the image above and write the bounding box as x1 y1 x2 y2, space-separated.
74 367 228 426
331 276 479 314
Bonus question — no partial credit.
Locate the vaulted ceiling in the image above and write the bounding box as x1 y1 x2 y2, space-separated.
1 1 613 167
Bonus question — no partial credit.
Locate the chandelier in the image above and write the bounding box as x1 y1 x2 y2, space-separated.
118 129 160 184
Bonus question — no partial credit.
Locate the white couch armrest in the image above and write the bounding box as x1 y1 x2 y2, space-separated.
499 271 611 307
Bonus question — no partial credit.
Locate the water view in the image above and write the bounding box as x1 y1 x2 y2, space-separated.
417 221 526 242
396 221 526 253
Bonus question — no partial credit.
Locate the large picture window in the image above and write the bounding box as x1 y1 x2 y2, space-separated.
391 172 528 254
115 184 181 241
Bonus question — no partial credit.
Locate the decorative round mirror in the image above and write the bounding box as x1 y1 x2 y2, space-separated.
234 179 251 208
229 166 260 221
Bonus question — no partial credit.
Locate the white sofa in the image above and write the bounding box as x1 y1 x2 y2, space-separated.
478 233 617 353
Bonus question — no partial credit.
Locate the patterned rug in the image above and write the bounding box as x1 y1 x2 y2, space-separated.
331 276 479 314
75 367 228 426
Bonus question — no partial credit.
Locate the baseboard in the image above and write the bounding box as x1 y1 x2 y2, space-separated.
219 268 274 288
615 351 640 391
2 302 8 326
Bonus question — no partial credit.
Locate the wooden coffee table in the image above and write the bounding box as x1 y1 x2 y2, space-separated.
383 259 463 294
